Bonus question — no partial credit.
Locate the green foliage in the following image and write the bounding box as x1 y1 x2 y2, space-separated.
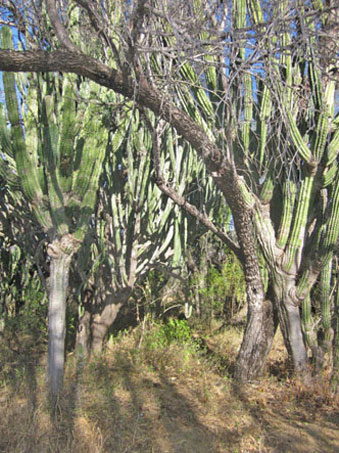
164 318 191 344
144 319 192 350
3 292 47 341
193 251 246 320
0 237 46 335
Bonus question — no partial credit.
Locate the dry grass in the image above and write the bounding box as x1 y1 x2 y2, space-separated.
0 324 338 453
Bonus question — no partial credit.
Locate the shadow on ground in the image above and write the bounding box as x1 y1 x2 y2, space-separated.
1 330 338 453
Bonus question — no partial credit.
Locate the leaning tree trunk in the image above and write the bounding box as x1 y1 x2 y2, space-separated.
47 235 77 400
91 300 124 354
217 169 276 382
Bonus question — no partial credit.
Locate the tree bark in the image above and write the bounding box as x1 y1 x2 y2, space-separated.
235 298 277 381
47 235 77 399
214 168 276 381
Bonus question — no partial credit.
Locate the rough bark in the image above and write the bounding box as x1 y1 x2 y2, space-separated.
235 298 277 381
214 168 276 381
47 235 78 399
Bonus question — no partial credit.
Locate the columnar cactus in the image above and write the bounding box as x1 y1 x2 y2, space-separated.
76 106 226 354
332 257 339 392
0 27 108 398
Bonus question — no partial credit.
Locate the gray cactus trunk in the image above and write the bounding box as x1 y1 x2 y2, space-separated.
331 280 339 393
91 301 124 354
47 242 73 399
272 272 308 375
76 290 131 356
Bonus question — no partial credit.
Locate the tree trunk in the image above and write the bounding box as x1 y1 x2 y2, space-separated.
47 236 76 399
235 298 277 381
91 301 124 354
215 168 276 382
272 271 309 376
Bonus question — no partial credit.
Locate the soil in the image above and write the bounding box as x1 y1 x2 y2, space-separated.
0 327 338 453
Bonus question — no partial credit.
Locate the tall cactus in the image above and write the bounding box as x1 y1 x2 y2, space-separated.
76 106 225 354
332 255 339 393
0 27 107 399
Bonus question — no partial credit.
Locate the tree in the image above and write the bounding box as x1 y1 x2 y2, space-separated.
0 0 338 381
156 0 339 377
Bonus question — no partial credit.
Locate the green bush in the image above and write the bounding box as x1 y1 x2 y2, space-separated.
163 318 191 344
194 252 246 321
144 318 191 350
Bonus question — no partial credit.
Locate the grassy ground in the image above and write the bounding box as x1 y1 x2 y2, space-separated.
0 322 338 453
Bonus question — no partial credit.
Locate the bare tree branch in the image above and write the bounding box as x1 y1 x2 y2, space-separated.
0 48 225 175
143 113 241 260
45 0 81 53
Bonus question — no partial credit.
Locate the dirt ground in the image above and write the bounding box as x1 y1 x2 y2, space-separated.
0 326 338 453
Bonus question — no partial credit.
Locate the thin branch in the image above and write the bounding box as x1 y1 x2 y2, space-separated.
74 0 122 68
143 113 241 260
45 0 80 53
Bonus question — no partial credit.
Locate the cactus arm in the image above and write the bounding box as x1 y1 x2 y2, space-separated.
276 181 297 249
0 105 20 189
233 0 253 157
2 30 43 204
259 172 274 204
284 174 315 270
58 77 78 193
258 86 271 171
320 257 334 351
42 94 69 235
73 106 107 241
1 28 52 231
320 173 339 260
297 169 339 298
331 257 339 392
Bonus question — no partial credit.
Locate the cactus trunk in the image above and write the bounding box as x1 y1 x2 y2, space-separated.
91 300 125 354
331 268 339 393
272 272 308 375
47 235 78 399
76 290 131 356
235 298 276 381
